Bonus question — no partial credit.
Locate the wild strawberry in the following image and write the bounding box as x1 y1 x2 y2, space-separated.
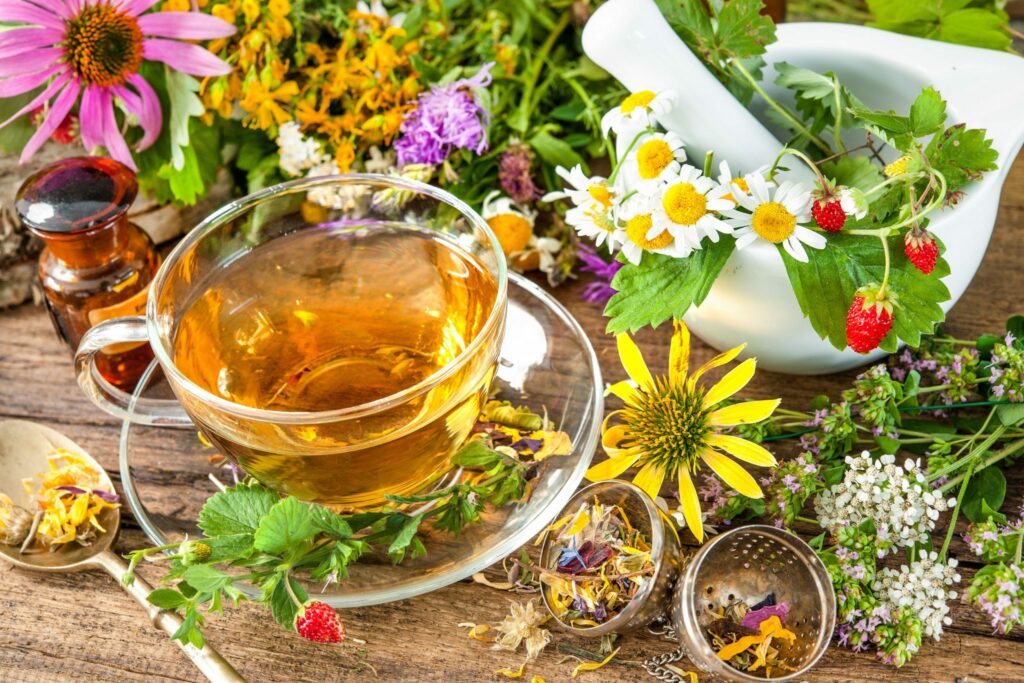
811 199 846 232
904 229 939 275
846 287 895 353
295 601 345 643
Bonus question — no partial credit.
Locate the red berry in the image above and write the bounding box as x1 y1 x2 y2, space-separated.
904 230 938 275
811 199 846 232
295 601 345 643
846 294 894 353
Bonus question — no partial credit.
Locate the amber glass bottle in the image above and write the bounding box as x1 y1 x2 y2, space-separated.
15 157 160 391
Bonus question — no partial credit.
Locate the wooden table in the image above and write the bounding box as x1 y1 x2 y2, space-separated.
2 153 1023 683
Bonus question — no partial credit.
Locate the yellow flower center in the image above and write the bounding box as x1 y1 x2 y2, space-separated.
751 201 796 244
884 154 911 178
487 214 533 255
624 378 710 473
587 183 614 210
626 214 672 250
636 139 673 180
721 178 748 204
620 90 657 114
662 183 707 226
64 4 143 87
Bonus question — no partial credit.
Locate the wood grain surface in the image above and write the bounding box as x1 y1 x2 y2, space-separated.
1 149 1023 682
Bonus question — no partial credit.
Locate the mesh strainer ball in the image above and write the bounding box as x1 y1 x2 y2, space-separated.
539 480 681 636
670 524 835 681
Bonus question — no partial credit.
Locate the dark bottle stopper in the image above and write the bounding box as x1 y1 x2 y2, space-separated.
15 156 138 235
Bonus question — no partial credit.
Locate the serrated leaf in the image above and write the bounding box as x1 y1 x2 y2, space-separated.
387 513 424 560
821 156 884 193
714 0 776 59
451 440 504 468
182 564 233 593
909 86 946 137
310 505 353 539
782 232 950 350
604 238 735 334
204 533 256 563
269 574 308 629
198 484 280 537
933 8 1011 51
925 123 998 192
867 0 1011 51
253 497 317 555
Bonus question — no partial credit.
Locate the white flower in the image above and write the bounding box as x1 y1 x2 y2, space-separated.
726 173 826 263
482 190 536 256
277 122 327 177
873 552 960 640
545 165 619 249
649 164 734 251
839 187 869 220
601 89 675 136
716 160 769 202
623 131 687 194
814 452 956 557
614 194 689 265
530 236 562 275
364 145 396 174
306 159 362 210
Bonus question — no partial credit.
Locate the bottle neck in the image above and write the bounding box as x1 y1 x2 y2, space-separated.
33 215 131 269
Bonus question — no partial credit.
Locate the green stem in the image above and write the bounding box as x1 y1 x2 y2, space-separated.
1015 526 1023 566
515 10 570 134
941 438 1024 492
940 458 975 561
926 411 1002 484
795 515 819 526
879 233 892 294
608 129 650 184
770 147 827 187
282 569 303 609
831 76 845 152
730 60 832 155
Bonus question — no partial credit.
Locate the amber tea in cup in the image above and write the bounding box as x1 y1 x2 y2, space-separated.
75 176 507 508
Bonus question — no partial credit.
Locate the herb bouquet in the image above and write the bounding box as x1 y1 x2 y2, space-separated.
551 0 1001 354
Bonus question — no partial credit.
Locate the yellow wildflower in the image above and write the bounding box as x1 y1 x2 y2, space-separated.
586 320 780 543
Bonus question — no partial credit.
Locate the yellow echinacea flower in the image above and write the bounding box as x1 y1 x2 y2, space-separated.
585 321 780 543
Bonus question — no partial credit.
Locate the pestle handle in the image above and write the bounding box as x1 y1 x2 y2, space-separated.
583 0 813 182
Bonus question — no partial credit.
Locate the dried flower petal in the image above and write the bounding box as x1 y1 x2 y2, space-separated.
739 602 790 630
571 647 619 678
494 664 526 678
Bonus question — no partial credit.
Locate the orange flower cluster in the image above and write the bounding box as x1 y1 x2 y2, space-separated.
194 2 421 173
294 13 421 172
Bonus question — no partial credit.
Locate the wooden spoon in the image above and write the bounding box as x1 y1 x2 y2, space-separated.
0 419 245 682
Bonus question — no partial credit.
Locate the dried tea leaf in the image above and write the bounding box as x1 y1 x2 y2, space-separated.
474 572 515 591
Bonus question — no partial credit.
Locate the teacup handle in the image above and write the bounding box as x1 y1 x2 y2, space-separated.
75 316 193 427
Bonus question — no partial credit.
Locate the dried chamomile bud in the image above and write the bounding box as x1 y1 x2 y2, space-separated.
0 493 33 546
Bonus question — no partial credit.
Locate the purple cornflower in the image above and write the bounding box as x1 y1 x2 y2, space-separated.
498 142 541 203
394 63 493 166
577 243 622 304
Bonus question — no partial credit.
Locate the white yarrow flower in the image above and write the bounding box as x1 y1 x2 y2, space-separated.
873 552 960 640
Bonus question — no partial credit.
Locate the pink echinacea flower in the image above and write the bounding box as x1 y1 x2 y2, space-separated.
0 0 235 169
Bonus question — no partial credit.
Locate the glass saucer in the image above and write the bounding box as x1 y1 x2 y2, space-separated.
118 273 603 608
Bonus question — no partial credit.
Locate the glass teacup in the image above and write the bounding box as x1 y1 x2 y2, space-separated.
75 176 507 507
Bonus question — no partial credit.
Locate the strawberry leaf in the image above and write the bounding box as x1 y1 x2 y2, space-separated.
198 483 280 537
268 573 308 629
909 86 946 137
866 0 1011 51
604 237 735 334
782 232 950 350
821 156 884 193
253 497 317 555
925 123 998 193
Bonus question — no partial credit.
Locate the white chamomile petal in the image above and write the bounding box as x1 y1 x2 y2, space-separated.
626 131 687 193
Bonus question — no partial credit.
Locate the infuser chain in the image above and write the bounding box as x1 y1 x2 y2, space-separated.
643 646 694 683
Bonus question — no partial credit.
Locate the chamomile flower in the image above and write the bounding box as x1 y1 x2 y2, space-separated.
482 191 536 257
651 165 735 250
601 90 675 136
546 165 619 248
625 132 687 193
615 196 687 265
726 173 826 263
716 160 769 203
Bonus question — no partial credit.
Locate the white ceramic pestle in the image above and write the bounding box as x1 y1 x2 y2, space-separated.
583 0 1024 374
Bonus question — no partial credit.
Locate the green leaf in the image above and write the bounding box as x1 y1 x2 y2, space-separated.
164 68 206 170
925 123 998 193
387 513 424 560
204 533 256 563
962 466 1006 523
980 499 1008 526
198 484 280 537
604 238 735 334
1008 315 1024 340
170 610 205 648
782 232 950 350
269 574 308 629
147 589 187 610
714 0 776 59
0 90 38 154
253 497 317 555
874 435 901 454
529 131 584 171
867 0 1011 51
182 564 234 593
451 440 504 468
909 86 946 137
933 8 1012 51
821 156 884 194
310 505 353 539
996 403 1024 427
